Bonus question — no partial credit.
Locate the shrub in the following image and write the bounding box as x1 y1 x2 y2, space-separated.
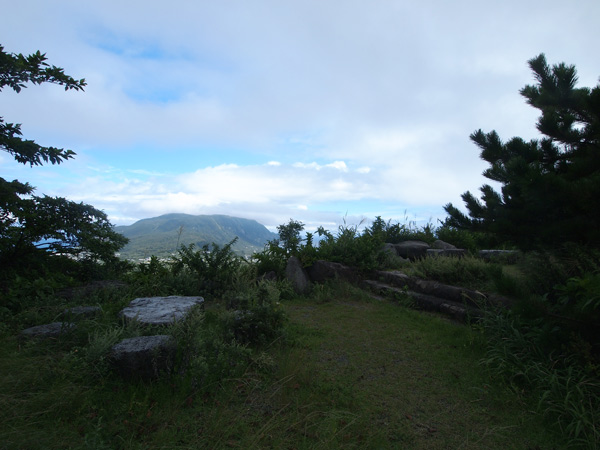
171 238 244 298
168 306 252 390
313 221 384 271
224 280 287 346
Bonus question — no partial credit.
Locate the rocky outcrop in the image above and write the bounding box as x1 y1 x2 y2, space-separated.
384 240 467 260
386 240 430 261
285 256 311 295
110 335 176 380
431 240 457 250
307 260 359 284
426 248 467 258
362 270 513 323
119 296 204 326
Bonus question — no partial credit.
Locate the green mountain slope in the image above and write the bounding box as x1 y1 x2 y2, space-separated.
114 213 277 260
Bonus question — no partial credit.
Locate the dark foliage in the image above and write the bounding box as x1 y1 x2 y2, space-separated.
171 238 243 298
0 44 126 289
445 54 600 250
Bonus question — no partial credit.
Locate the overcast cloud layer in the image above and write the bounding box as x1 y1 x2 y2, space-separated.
2 0 599 231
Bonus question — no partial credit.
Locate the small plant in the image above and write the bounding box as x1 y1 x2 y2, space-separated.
226 280 287 346
168 305 252 391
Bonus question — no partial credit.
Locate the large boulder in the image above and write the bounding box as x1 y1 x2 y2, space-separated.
119 296 204 326
390 240 430 261
307 260 359 283
110 335 176 380
285 256 311 295
431 240 457 250
381 243 409 263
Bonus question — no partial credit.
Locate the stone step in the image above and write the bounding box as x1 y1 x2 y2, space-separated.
373 270 512 309
361 280 482 323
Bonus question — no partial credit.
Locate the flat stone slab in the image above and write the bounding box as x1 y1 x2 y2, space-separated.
119 296 204 326
110 335 176 380
19 322 75 340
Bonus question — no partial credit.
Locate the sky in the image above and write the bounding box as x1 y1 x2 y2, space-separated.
2 0 599 233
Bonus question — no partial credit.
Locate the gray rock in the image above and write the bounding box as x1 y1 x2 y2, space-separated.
391 240 430 260
285 256 311 295
432 240 457 250
382 242 398 256
62 306 102 319
110 335 176 380
120 296 204 326
19 322 75 340
426 248 466 258
381 243 409 263
307 260 359 283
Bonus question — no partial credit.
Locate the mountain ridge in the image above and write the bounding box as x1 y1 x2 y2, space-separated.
114 213 277 260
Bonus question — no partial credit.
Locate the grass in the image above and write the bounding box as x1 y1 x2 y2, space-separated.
0 281 565 449
403 254 529 298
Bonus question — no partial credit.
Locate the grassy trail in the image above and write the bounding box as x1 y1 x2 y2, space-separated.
195 290 559 449
0 289 562 449
256 295 555 449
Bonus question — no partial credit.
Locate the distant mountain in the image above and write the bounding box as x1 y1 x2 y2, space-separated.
114 213 277 260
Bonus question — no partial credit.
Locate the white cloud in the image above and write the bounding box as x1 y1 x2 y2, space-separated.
2 0 599 231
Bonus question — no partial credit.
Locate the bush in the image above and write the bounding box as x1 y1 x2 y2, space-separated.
313 222 384 271
168 306 252 390
224 280 287 346
252 240 288 278
171 238 244 298
435 224 484 253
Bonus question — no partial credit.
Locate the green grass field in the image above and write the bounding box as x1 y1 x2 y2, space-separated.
0 281 565 449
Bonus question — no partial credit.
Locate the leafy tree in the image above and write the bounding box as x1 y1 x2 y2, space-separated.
0 45 127 278
276 219 305 255
444 54 600 250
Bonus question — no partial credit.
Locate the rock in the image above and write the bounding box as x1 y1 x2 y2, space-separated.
119 296 204 326
381 243 409 263
19 322 75 340
285 256 311 295
391 240 430 260
432 240 457 250
382 243 398 256
110 335 176 380
307 260 359 283
426 248 467 258
62 306 102 319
